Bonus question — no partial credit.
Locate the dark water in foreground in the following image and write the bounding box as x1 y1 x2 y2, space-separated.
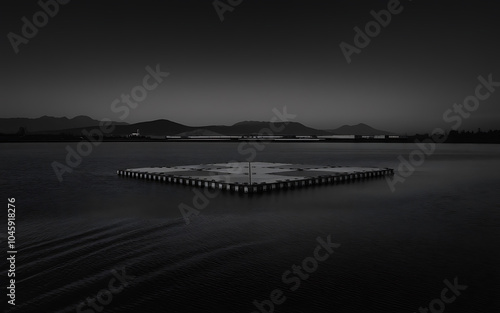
1 142 500 313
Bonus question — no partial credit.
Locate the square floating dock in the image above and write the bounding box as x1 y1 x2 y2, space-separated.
117 162 393 194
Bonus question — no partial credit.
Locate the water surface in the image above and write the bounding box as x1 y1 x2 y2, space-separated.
1 142 499 312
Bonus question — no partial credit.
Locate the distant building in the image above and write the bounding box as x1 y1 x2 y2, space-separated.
129 129 140 137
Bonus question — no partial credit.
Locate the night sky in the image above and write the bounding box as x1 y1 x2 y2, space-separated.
1 0 500 133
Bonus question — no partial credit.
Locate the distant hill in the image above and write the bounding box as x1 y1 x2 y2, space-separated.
203 121 330 136
37 119 193 136
328 123 395 136
0 116 128 134
110 119 194 136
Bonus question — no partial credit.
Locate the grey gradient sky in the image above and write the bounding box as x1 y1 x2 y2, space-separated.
1 0 500 134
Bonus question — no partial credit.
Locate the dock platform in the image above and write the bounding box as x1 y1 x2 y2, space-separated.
117 162 393 194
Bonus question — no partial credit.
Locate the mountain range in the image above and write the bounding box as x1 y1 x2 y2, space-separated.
0 116 394 136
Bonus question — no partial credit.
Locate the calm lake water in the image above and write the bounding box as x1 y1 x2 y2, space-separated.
1 142 500 312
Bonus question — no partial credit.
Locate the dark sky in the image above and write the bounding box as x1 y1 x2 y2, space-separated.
1 0 500 133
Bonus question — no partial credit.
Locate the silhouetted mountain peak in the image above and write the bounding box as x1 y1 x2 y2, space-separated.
71 115 93 120
328 123 395 136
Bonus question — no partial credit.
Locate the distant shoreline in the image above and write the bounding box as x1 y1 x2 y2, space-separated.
1 138 499 144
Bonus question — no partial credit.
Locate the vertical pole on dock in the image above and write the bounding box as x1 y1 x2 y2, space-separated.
249 162 252 185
